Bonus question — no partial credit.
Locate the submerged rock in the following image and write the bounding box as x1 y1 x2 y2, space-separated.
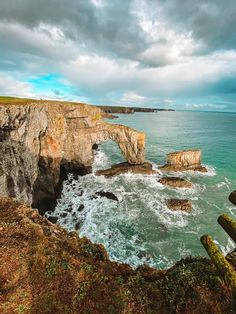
160 149 207 172
78 204 85 211
92 191 119 201
159 177 192 188
229 190 236 205
166 198 192 212
96 162 157 177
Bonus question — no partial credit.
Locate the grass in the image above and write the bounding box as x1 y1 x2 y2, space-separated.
0 96 34 103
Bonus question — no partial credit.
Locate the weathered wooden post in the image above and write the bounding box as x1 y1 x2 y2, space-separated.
218 214 236 243
200 214 236 308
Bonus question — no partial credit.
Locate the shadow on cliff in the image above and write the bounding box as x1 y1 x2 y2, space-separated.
0 136 93 217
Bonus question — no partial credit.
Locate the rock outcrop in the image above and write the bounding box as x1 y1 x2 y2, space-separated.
93 191 119 201
0 197 233 313
96 162 157 177
229 191 236 206
0 100 145 212
166 199 192 212
160 149 207 172
159 177 192 188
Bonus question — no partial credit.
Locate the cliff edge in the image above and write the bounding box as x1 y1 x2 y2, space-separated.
0 99 145 212
0 197 233 314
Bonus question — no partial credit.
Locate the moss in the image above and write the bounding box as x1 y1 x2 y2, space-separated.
45 255 71 279
92 113 102 121
17 304 30 314
157 257 232 313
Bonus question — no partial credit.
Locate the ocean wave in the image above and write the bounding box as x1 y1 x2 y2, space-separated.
51 145 233 270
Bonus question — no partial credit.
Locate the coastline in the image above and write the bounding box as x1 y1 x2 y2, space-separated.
0 96 235 312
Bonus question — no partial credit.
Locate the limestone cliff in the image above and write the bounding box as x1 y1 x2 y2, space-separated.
0 100 145 212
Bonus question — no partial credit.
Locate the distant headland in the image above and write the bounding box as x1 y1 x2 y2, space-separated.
98 105 175 114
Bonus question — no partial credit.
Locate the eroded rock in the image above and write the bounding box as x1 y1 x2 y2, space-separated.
166 199 192 212
0 100 145 212
160 149 207 172
159 177 192 188
229 191 236 206
94 191 118 201
96 162 157 178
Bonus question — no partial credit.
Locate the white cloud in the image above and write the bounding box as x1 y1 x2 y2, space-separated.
185 103 227 110
118 91 146 106
0 74 34 98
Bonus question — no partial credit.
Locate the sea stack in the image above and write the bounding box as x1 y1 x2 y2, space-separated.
160 149 207 172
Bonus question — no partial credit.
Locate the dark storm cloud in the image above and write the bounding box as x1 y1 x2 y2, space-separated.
0 0 147 61
0 0 236 110
150 0 236 53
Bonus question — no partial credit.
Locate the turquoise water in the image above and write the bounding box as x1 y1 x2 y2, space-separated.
51 111 236 269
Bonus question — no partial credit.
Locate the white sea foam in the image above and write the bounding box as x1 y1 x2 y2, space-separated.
51 146 234 270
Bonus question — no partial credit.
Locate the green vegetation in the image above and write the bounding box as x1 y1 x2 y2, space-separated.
17 304 29 314
0 197 233 314
45 255 71 278
0 96 34 103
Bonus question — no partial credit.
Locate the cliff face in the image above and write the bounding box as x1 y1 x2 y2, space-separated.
0 197 233 314
0 101 145 211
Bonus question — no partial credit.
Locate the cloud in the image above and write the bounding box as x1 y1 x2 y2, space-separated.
144 0 236 54
0 0 147 62
0 0 236 111
185 103 227 110
0 74 34 97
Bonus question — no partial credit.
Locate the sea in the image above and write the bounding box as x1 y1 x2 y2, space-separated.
47 111 236 269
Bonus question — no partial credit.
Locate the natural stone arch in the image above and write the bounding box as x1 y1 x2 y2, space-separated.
0 101 145 212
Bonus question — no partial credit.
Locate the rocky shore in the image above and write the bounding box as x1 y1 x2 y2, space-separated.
0 97 235 313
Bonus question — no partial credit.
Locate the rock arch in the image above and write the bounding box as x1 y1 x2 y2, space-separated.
0 101 145 211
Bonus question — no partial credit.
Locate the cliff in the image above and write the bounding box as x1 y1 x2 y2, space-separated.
0 99 145 212
0 197 233 314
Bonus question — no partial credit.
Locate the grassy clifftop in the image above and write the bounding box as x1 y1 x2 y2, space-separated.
0 198 233 313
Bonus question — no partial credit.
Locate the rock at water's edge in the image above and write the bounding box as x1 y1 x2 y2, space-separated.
160 149 207 172
159 177 192 188
93 191 119 201
96 162 157 177
166 198 192 212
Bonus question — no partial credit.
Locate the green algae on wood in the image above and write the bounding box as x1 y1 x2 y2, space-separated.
218 214 236 243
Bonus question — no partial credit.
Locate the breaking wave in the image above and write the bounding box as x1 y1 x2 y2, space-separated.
49 147 234 269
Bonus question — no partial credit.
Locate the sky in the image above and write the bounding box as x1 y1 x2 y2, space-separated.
0 0 236 111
